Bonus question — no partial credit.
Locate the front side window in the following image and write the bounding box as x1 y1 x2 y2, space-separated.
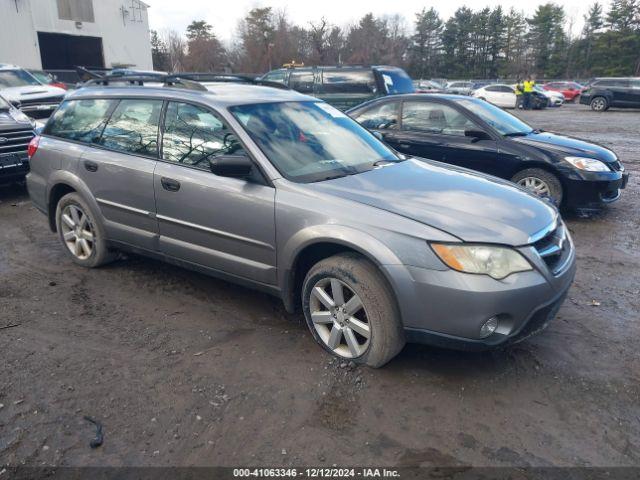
455 98 533 136
354 101 399 130
99 99 162 156
289 71 315 93
401 101 476 136
230 101 399 183
162 102 244 171
321 70 376 94
45 98 114 143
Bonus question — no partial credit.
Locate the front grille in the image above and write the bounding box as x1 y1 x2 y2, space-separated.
532 223 571 275
18 95 65 107
0 127 35 155
609 160 624 172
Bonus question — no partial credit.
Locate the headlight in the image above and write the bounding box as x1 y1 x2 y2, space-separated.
564 156 609 172
431 243 532 280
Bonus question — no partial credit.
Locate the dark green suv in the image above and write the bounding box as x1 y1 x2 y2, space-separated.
260 66 414 110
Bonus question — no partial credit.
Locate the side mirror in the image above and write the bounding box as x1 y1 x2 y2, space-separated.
209 154 253 178
371 131 384 141
464 129 492 141
9 99 21 109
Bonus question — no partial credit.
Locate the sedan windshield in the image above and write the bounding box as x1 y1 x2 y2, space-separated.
230 101 400 182
455 98 533 136
0 69 41 88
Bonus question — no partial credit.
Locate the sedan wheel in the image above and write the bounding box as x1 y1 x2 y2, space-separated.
517 176 551 197
60 204 95 260
309 277 371 359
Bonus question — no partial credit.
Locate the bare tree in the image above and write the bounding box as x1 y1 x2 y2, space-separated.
162 29 186 72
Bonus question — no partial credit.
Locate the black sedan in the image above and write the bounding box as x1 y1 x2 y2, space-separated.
347 94 629 209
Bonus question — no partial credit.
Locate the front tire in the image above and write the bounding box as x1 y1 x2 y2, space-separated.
512 168 564 206
590 96 608 112
55 192 114 268
302 253 405 368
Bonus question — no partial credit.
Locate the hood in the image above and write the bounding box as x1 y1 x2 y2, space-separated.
305 159 556 245
512 131 617 163
0 85 67 101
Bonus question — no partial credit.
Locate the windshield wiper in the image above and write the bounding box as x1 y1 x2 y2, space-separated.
504 131 532 137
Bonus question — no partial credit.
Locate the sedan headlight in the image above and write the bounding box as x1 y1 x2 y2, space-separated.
431 243 532 280
564 156 609 172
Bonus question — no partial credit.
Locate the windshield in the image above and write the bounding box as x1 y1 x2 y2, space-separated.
455 98 533 136
0 69 41 88
378 69 415 94
230 101 400 183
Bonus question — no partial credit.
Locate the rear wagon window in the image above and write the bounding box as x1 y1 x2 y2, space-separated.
45 99 114 143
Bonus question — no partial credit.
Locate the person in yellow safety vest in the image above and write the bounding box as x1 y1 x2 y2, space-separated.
522 76 535 110
515 79 524 109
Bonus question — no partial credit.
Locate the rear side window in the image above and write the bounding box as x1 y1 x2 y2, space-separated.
353 101 399 130
594 79 629 87
162 102 244 171
289 71 315 93
321 70 376 94
402 101 477 136
45 99 114 143
98 99 163 156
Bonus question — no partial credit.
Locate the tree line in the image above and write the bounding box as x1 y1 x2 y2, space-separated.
150 1 640 80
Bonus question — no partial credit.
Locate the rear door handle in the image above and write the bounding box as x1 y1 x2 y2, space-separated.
161 177 180 192
84 160 98 172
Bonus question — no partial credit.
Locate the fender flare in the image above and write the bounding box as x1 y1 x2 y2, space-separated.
46 170 100 231
278 224 403 313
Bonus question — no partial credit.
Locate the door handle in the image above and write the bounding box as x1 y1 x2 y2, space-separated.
161 177 181 192
84 160 98 172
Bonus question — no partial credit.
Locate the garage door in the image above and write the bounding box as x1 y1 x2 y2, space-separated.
38 32 105 70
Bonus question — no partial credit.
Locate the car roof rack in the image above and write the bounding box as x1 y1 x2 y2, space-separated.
177 73 291 90
83 74 209 92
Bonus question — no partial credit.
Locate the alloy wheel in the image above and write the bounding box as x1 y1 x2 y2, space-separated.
60 204 95 260
591 98 606 111
309 277 371 359
517 176 551 197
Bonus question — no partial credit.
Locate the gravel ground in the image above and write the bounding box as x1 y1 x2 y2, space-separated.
0 103 639 469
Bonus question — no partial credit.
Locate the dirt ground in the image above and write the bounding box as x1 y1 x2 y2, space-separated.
1 103 639 469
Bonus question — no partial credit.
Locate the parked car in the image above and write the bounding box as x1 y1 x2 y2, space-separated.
445 81 475 95
542 81 583 102
259 65 415 110
347 94 628 209
0 64 67 119
580 77 640 111
534 85 564 107
27 82 575 366
414 80 445 93
0 94 36 184
27 70 68 90
472 84 547 109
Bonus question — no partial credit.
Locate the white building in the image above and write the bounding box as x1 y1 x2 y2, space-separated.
0 0 153 70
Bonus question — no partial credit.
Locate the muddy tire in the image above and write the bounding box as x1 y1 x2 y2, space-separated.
512 168 564 206
55 192 115 268
302 253 405 368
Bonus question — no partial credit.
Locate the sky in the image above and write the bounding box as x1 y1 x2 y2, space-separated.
146 0 591 43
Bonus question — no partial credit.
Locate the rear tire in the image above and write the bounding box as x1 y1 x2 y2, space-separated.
590 96 608 112
55 192 115 268
302 253 405 368
512 168 564 206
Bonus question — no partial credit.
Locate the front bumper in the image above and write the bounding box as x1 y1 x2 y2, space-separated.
0 152 29 183
563 169 629 209
383 233 576 350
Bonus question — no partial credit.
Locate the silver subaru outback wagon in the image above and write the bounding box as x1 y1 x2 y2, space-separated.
26 83 576 367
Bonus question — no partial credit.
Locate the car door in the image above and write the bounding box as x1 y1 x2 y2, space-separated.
392 100 499 174
607 79 631 106
630 79 640 106
76 97 162 250
154 101 277 285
